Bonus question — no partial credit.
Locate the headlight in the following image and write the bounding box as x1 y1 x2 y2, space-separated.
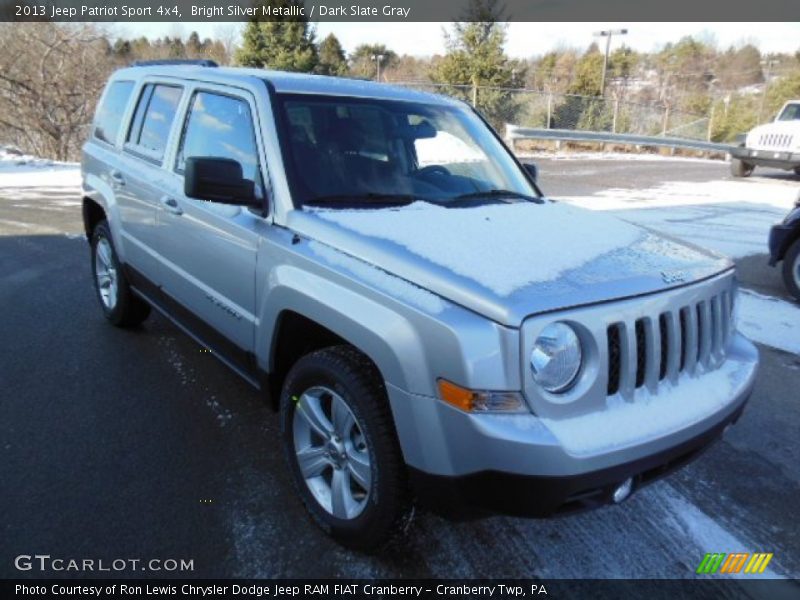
530 322 582 393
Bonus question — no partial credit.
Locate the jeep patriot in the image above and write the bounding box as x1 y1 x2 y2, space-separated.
81 61 759 549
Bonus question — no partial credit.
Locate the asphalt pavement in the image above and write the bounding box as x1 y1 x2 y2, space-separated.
1 156 798 580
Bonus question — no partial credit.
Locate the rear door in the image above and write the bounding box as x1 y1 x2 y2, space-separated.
156 85 268 368
116 81 184 286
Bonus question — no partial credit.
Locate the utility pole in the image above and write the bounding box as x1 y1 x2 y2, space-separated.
758 58 779 122
371 53 385 82
593 28 628 96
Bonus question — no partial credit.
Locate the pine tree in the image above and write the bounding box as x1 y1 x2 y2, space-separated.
317 33 348 76
235 1 318 72
430 0 525 129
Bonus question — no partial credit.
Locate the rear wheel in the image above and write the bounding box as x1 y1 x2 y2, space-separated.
280 346 411 551
782 238 800 302
794 166 800 177
730 156 754 177
91 220 150 327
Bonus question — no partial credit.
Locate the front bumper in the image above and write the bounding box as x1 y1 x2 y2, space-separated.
387 334 758 517
410 397 747 517
731 146 800 170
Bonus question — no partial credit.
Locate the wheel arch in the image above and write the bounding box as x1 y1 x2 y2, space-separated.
257 267 435 406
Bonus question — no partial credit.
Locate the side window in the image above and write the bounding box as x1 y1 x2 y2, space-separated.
176 92 262 196
126 84 183 162
95 81 134 144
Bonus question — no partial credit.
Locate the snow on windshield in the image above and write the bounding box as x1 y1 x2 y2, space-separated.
313 201 642 296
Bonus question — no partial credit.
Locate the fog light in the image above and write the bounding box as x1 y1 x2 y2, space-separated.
612 478 634 504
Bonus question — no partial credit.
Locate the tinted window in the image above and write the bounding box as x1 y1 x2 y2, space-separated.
94 81 134 144
127 84 183 161
177 92 261 193
778 103 800 121
277 94 537 206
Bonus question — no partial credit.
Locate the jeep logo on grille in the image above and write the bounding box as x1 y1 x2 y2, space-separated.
661 270 687 284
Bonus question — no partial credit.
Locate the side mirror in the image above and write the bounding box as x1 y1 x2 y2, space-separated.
523 162 538 182
184 157 259 206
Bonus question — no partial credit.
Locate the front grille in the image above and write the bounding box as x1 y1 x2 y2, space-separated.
606 290 733 397
758 133 794 149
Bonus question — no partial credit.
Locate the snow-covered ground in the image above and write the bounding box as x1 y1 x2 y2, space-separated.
0 145 80 189
559 179 799 259
558 177 800 356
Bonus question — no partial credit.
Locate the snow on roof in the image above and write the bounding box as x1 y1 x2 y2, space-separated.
314 201 643 296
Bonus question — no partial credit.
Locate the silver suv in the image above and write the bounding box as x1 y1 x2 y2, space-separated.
82 61 758 550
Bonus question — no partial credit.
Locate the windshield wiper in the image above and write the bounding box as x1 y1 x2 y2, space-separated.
304 193 420 207
453 189 544 204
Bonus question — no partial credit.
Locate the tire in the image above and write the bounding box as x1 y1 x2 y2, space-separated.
794 167 800 177
730 156 754 177
280 345 411 551
90 220 150 327
782 238 800 302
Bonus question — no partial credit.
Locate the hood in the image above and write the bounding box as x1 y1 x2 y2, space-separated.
287 201 731 327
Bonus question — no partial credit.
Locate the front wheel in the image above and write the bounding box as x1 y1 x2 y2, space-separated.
280 346 411 551
730 156 754 177
782 238 800 302
793 166 800 177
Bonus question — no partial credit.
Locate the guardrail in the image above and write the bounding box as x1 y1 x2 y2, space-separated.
505 125 735 154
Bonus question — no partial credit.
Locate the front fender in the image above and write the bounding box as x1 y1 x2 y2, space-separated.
256 264 434 396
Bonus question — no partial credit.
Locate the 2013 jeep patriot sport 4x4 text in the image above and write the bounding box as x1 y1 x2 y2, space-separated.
82 62 758 550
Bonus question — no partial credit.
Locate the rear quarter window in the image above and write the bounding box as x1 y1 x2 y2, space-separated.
94 81 134 145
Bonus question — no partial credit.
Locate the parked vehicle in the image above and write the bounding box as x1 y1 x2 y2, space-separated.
730 100 800 178
769 194 800 301
82 61 759 550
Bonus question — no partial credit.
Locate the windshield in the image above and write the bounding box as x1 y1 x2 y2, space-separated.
275 93 539 207
777 103 800 121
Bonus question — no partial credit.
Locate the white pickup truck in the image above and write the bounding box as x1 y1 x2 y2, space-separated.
730 100 800 177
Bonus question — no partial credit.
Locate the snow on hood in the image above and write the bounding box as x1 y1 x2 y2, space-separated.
312 201 641 296
290 201 731 325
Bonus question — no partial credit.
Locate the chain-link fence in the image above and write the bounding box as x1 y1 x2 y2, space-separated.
393 82 712 141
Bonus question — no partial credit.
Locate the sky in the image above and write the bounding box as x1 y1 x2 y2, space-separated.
116 22 800 57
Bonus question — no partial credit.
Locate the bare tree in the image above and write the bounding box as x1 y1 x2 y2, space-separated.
0 22 117 161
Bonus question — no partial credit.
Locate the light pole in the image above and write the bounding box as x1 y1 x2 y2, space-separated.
593 28 628 97
371 54 385 82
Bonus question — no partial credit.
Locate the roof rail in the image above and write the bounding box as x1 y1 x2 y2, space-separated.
131 59 219 68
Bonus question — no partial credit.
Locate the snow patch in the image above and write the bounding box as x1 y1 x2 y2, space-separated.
309 240 447 314
656 484 783 579
738 289 800 355
0 146 80 189
540 358 752 456
558 179 798 259
313 201 642 296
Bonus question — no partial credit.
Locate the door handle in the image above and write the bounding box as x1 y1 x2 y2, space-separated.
160 195 183 216
109 170 125 186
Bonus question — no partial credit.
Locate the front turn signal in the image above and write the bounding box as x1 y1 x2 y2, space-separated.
437 379 526 413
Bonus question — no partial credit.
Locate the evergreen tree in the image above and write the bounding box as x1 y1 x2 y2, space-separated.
430 0 525 129
235 1 318 72
317 33 347 76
